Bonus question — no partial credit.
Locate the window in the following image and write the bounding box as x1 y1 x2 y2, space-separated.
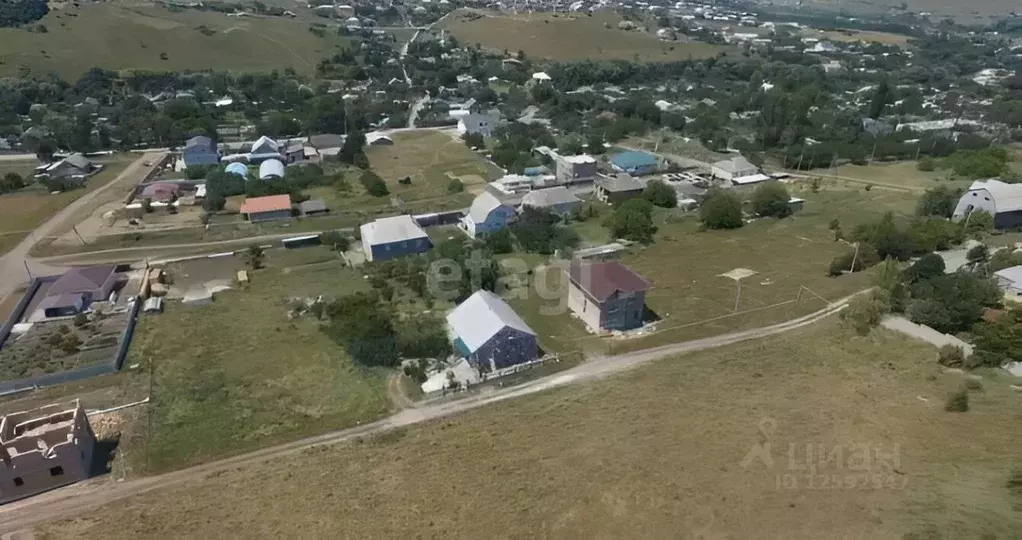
49 466 64 477
13 477 24 487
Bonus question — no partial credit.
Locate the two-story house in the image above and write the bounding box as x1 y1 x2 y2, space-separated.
464 191 516 238
567 261 652 332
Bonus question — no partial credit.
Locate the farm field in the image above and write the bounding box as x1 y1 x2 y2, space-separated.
800 27 912 46
0 157 132 256
40 321 1022 539
115 247 390 476
0 3 350 79
440 10 729 62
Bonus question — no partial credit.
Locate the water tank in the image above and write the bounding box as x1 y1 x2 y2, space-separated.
225 162 249 178
258 159 285 180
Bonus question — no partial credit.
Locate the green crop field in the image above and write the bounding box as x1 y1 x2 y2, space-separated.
440 10 728 62
40 321 1022 539
0 4 350 79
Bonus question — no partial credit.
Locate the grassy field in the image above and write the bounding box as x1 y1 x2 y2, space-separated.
0 157 132 256
440 10 728 62
800 27 911 46
823 162 973 192
116 247 390 475
40 321 1022 539
0 3 349 79
574 185 920 353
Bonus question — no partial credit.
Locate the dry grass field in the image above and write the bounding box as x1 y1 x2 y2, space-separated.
800 27 912 46
38 321 1022 539
0 3 349 79
825 162 973 193
115 248 390 476
440 10 728 62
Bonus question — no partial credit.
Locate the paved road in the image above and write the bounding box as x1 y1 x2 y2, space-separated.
0 153 162 303
0 299 849 534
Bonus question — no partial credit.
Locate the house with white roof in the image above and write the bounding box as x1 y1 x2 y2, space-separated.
249 135 282 164
952 178 1022 229
360 215 432 262
463 192 516 238
710 155 758 181
457 111 500 137
531 72 552 83
446 290 538 372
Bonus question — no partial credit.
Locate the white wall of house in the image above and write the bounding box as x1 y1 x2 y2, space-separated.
567 282 602 331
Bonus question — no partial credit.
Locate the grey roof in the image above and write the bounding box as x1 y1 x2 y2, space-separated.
994 265 1022 285
63 153 93 171
360 215 428 246
712 156 756 174
967 179 1022 213
446 290 536 352
521 186 582 208
38 293 85 311
299 199 328 213
467 191 507 224
308 134 344 149
47 266 117 296
597 174 645 193
186 135 213 150
251 135 279 154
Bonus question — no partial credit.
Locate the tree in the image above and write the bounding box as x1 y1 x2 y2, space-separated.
828 244 880 276
323 293 398 367
586 133 605 154
917 157 936 171
446 179 465 194
642 180 677 208
246 244 265 270
699 190 744 229
964 210 993 234
359 170 389 197
903 253 946 283
606 198 656 243
0 172 24 194
320 230 350 252
853 212 916 261
462 132 484 149
482 228 513 254
908 273 1001 333
867 81 891 119
339 129 367 166
966 244 989 269
750 181 792 218
916 185 959 218
202 192 226 212
840 289 891 335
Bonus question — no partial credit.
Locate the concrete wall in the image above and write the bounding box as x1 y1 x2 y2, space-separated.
469 325 538 372
0 403 96 504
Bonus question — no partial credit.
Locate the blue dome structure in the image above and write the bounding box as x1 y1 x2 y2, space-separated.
225 162 249 178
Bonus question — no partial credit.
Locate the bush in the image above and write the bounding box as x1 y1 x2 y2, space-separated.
963 378 983 391
937 345 965 368
917 157 936 171
751 181 792 218
828 218 840 230
840 289 891 335
699 190 744 229
915 185 959 218
642 180 677 208
943 389 969 412
320 230 350 252
446 179 464 194
828 244 880 276
359 170 389 197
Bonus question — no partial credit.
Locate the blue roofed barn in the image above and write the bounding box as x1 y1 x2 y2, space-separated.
360 215 432 262
446 290 538 372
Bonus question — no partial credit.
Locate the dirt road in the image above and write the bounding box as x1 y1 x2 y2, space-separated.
0 153 162 303
0 299 848 534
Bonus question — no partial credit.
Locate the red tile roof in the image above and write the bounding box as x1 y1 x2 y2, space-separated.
569 261 651 302
240 194 292 215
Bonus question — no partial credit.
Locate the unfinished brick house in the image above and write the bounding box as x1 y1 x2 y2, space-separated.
0 400 95 504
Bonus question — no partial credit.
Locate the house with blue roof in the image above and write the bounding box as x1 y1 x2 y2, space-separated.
610 150 659 176
183 136 219 167
446 290 538 372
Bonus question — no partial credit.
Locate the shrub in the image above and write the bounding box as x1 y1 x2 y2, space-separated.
917 157 936 171
359 170 389 197
840 289 891 335
642 180 677 208
446 179 464 194
963 378 983 391
828 244 880 276
944 389 969 412
699 190 743 229
828 218 840 230
937 345 965 368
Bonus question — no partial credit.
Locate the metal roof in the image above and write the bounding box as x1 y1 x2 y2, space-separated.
712 156 757 174
299 199 328 213
47 265 117 297
597 174 645 192
966 179 1022 214
446 290 536 353
610 151 657 169
258 159 285 179
251 135 279 154
569 261 651 302
521 186 581 208
360 214 428 246
994 265 1022 284
225 162 249 177
240 194 291 214
467 191 507 224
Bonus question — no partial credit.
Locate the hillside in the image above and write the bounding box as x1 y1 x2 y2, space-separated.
0 3 350 79
440 10 728 63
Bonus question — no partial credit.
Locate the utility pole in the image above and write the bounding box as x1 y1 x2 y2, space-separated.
849 242 860 273
23 260 33 280
734 278 743 312
72 225 86 245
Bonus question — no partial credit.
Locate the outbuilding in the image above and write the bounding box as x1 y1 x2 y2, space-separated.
240 194 292 223
225 162 249 178
360 214 432 262
299 199 329 216
258 159 285 180
952 178 1022 229
446 290 538 372
711 156 759 181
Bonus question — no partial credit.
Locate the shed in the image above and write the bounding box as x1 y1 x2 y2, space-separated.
299 199 329 216
142 297 163 313
240 194 292 223
360 214 431 262
258 159 285 180
366 133 394 146
446 290 538 372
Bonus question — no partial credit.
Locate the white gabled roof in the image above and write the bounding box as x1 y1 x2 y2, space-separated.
251 135 279 154
994 265 1022 285
360 214 428 246
467 191 506 224
446 290 536 353
967 178 1022 213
